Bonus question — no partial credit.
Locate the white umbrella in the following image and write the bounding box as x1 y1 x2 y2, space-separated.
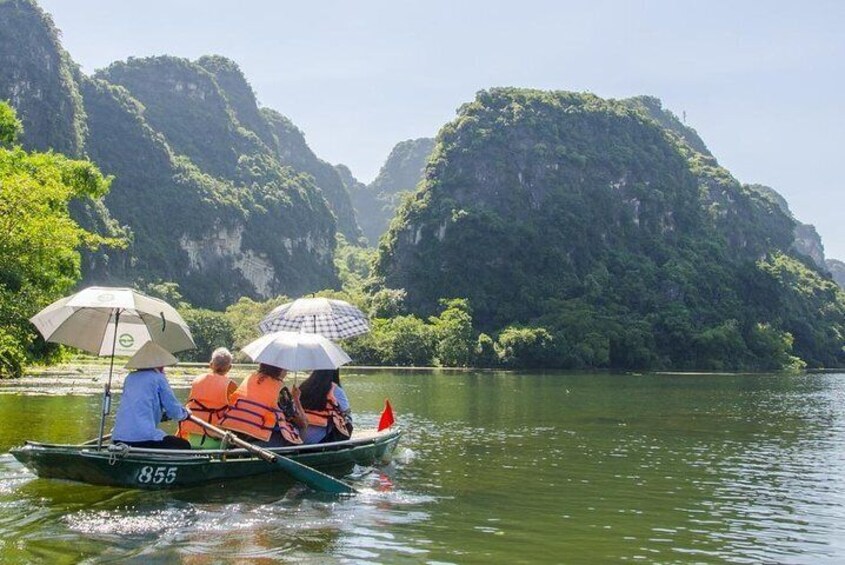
258 297 370 340
29 286 195 449
241 331 351 371
31 286 194 355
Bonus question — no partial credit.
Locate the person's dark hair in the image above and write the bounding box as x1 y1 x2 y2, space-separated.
299 369 338 410
257 363 285 382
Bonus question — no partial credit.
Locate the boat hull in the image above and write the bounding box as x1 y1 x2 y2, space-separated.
10 429 401 490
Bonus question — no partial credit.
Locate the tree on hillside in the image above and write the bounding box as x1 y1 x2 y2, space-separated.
0 102 117 376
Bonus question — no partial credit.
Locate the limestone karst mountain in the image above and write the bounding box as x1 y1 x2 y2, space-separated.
0 0 364 307
375 88 845 369
348 138 435 245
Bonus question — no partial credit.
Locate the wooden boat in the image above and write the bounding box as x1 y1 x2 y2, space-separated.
10 428 401 490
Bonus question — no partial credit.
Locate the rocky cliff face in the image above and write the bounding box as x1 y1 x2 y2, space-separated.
620 96 826 271
0 0 86 156
624 97 796 260
375 88 845 368
97 56 271 182
827 259 845 289
0 1 343 308
746 183 827 270
350 137 435 245
80 76 338 307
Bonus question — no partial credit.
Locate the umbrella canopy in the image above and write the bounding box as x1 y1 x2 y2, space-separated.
29 286 194 451
30 286 194 355
242 331 351 371
258 297 370 340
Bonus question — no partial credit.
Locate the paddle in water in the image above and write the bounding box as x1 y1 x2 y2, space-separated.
188 415 356 495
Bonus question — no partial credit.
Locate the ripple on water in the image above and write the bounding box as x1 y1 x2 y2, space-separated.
5 370 845 562
64 506 192 536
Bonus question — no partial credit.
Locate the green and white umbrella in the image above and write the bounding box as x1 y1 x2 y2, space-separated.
30 286 195 448
30 286 194 356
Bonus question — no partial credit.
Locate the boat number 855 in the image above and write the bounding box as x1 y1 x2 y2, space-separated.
137 466 177 484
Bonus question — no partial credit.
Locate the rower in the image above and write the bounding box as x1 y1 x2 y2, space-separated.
112 342 192 450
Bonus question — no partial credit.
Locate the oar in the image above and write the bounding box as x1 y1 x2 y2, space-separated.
83 433 111 446
188 415 356 495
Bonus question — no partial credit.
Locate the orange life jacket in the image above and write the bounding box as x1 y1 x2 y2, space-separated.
177 372 236 440
303 383 350 438
218 372 302 444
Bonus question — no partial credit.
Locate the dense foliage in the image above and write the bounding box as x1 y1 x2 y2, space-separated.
374 88 845 370
0 103 115 376
260 107 362 241
86 57 344 307
3 2 844 373
0 3 360 310
348 138 434 245
0 0 87 156
81 73 340 308
179 308 236 363
827 259 845 289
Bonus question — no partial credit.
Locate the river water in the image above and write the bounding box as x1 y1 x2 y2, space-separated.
1 367 845 563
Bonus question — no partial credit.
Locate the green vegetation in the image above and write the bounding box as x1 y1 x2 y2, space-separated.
0 102 116 376
85 58 341 307
0 0 87 156
374 88 845 371
3 1 844 373
261 108 363 241
0 2 358 311
179 308 235 363
827 258 845 289
347 138 434 245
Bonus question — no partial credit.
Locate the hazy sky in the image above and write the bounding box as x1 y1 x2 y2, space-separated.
39 1 845 258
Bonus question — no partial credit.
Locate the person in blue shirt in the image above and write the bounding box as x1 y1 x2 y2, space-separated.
112 341 192 450
299 369 353 444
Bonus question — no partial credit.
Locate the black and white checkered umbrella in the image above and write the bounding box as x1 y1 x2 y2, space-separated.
258 297 370 340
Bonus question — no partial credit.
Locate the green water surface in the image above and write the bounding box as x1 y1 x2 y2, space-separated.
1 368 844 563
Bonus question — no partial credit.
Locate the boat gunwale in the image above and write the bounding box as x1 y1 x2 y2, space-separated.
12 428 402 461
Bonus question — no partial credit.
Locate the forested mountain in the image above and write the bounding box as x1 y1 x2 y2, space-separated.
0 0 85 156
3 0 844 371
827 259 845 288
745 183 828 270
375 88 845 370
621 97 831 273
0 0 360 308
621 96 711 157
349 138 434 245
259 107 362 241
79 75 338 308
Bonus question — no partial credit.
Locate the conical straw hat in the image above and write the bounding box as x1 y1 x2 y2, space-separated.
125 341 178 369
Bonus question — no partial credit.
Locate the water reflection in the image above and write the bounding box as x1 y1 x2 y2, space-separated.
1 370 845 562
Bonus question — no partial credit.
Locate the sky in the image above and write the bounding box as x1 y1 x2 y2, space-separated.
39 0 845 258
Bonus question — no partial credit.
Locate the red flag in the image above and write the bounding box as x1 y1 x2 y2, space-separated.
378 399 395 431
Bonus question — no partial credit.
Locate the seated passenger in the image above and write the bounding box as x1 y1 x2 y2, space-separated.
218 363 307 447
300 369 353 444
112 342 192 450
177 347 237 449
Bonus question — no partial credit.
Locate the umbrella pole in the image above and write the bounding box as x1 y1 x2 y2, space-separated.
96 310 120 450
